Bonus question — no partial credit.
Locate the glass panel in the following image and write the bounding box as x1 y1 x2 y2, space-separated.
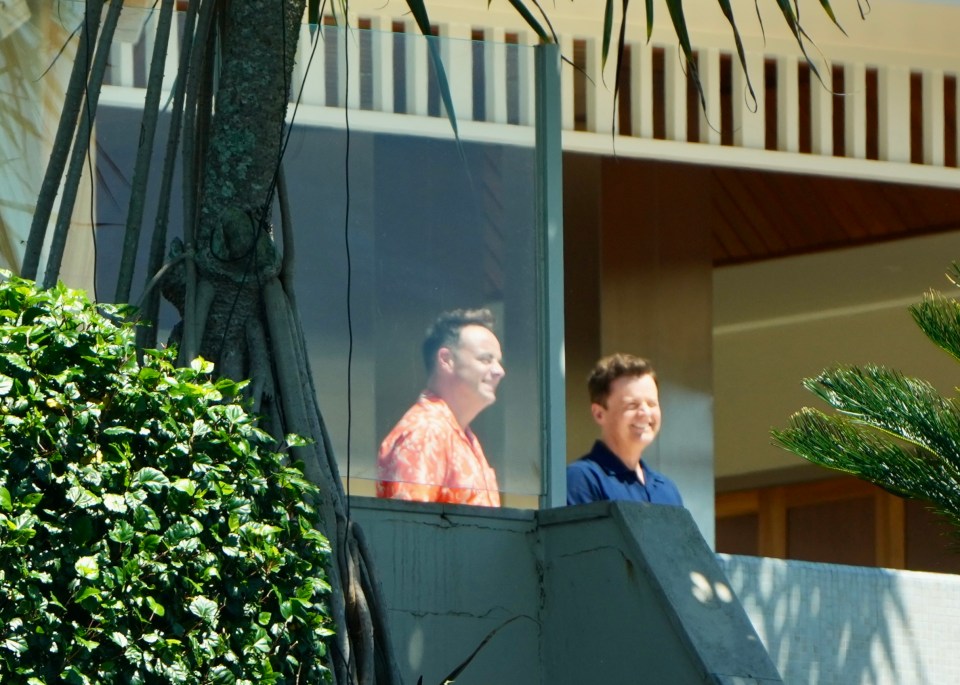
27 6 549 504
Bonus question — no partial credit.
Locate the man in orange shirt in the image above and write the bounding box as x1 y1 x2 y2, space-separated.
376 308 505 506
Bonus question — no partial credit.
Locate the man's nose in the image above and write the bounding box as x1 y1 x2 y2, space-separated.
492 361 505 378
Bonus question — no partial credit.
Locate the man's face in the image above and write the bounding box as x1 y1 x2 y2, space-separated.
592 374 661 454
444 325 505 408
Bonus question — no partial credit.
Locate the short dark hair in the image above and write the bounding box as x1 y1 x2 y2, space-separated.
422 308 496 373
588 353 657 407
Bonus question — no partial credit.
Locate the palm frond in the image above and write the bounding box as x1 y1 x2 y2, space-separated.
802 364 960 467
776 264 960 540
910 290 960 364
773 409 960 527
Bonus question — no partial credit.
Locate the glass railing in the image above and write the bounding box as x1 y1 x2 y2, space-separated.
5 2 562 508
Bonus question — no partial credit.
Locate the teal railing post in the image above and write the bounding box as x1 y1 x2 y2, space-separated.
536 43 566 509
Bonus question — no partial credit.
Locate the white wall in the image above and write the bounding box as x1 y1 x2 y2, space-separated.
714 229 960 480
719 554 960 685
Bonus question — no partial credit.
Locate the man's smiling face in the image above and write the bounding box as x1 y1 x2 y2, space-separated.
592 373 661 458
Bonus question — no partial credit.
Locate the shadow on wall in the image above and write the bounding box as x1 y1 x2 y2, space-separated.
719 555 929 685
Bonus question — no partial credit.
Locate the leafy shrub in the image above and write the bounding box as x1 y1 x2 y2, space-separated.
0 274 332 683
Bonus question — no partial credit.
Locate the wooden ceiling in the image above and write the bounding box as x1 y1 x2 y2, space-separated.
711 168 960 267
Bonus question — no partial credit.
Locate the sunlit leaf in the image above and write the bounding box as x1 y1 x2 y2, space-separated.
75 556 100 579
188 596 218 626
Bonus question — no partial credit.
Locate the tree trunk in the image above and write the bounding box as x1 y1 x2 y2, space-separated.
165 1 402 683
24 0 402 681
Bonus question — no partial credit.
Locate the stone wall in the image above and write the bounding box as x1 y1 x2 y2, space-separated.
718 554 960 685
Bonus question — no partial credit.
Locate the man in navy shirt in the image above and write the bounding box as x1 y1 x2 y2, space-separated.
567 354 683 507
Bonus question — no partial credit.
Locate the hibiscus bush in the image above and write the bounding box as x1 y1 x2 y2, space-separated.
0 274 332 683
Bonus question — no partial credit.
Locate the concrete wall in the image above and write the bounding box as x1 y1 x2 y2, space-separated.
351 498 778 685
718 554 960 685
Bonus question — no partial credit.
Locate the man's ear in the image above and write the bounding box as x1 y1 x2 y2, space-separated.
437 347 455 373
590 403 605 425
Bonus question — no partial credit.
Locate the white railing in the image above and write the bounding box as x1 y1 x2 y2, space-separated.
104 0 960 183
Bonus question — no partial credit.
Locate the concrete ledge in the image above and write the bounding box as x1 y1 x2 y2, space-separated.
540 502 782 684
351 498 781 684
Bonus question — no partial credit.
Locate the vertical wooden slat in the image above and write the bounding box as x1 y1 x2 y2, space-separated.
759 486 788 559
484 27 508 124
294 23 326 107
404 19 429 116
585 36 615 134
878 65 911 162
733 51 765 149
515 30 535 126
368 16 395 113
844 62 867 158
559 34 576 131
340 13 361 110
810 68 833 155
663 45 687 141
438 21 473 122
776 54 800 152
875 493 906 569
111 42 135 87
699 47 721 145
630 40 654 139
922 68 945 166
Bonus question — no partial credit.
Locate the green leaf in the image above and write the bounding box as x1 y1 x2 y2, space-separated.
103 492 128 513
75 555 100 579
109 519 135 543
134 467 169 493
663 0 706 112
103 425 137 437
134 505 161 531
3 352 30 372
164 521 198 545
145 595 166 617
284 433 310 448
0 374 13 395
501 0 551 43
75 586 102 604
188 596 218 626
66 486 101 508
601 0 614 71
3 635 28 654
171 478 197 496
141 534 162 553
0 486 10 511
190 357 214 374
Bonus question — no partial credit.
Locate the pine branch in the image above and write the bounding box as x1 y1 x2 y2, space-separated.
802 365 960 469
772 408 960 528
910 291 960 364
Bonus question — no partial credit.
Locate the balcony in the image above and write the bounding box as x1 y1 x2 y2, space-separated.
102 0 960 188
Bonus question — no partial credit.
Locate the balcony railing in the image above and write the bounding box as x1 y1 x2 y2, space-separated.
104 0 960 184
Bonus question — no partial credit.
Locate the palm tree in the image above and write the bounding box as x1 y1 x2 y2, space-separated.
9 0 852 682
774 264 960 534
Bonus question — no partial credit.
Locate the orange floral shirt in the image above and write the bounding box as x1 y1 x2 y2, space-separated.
376 392 501 507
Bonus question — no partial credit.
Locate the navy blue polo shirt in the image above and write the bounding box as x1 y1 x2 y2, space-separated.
566 440 684 506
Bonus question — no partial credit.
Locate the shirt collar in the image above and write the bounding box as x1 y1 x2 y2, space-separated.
420 391 472 439
590 440 659 483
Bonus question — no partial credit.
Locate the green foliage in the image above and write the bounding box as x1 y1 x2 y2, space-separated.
773 265 960 532
0 273 332 683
